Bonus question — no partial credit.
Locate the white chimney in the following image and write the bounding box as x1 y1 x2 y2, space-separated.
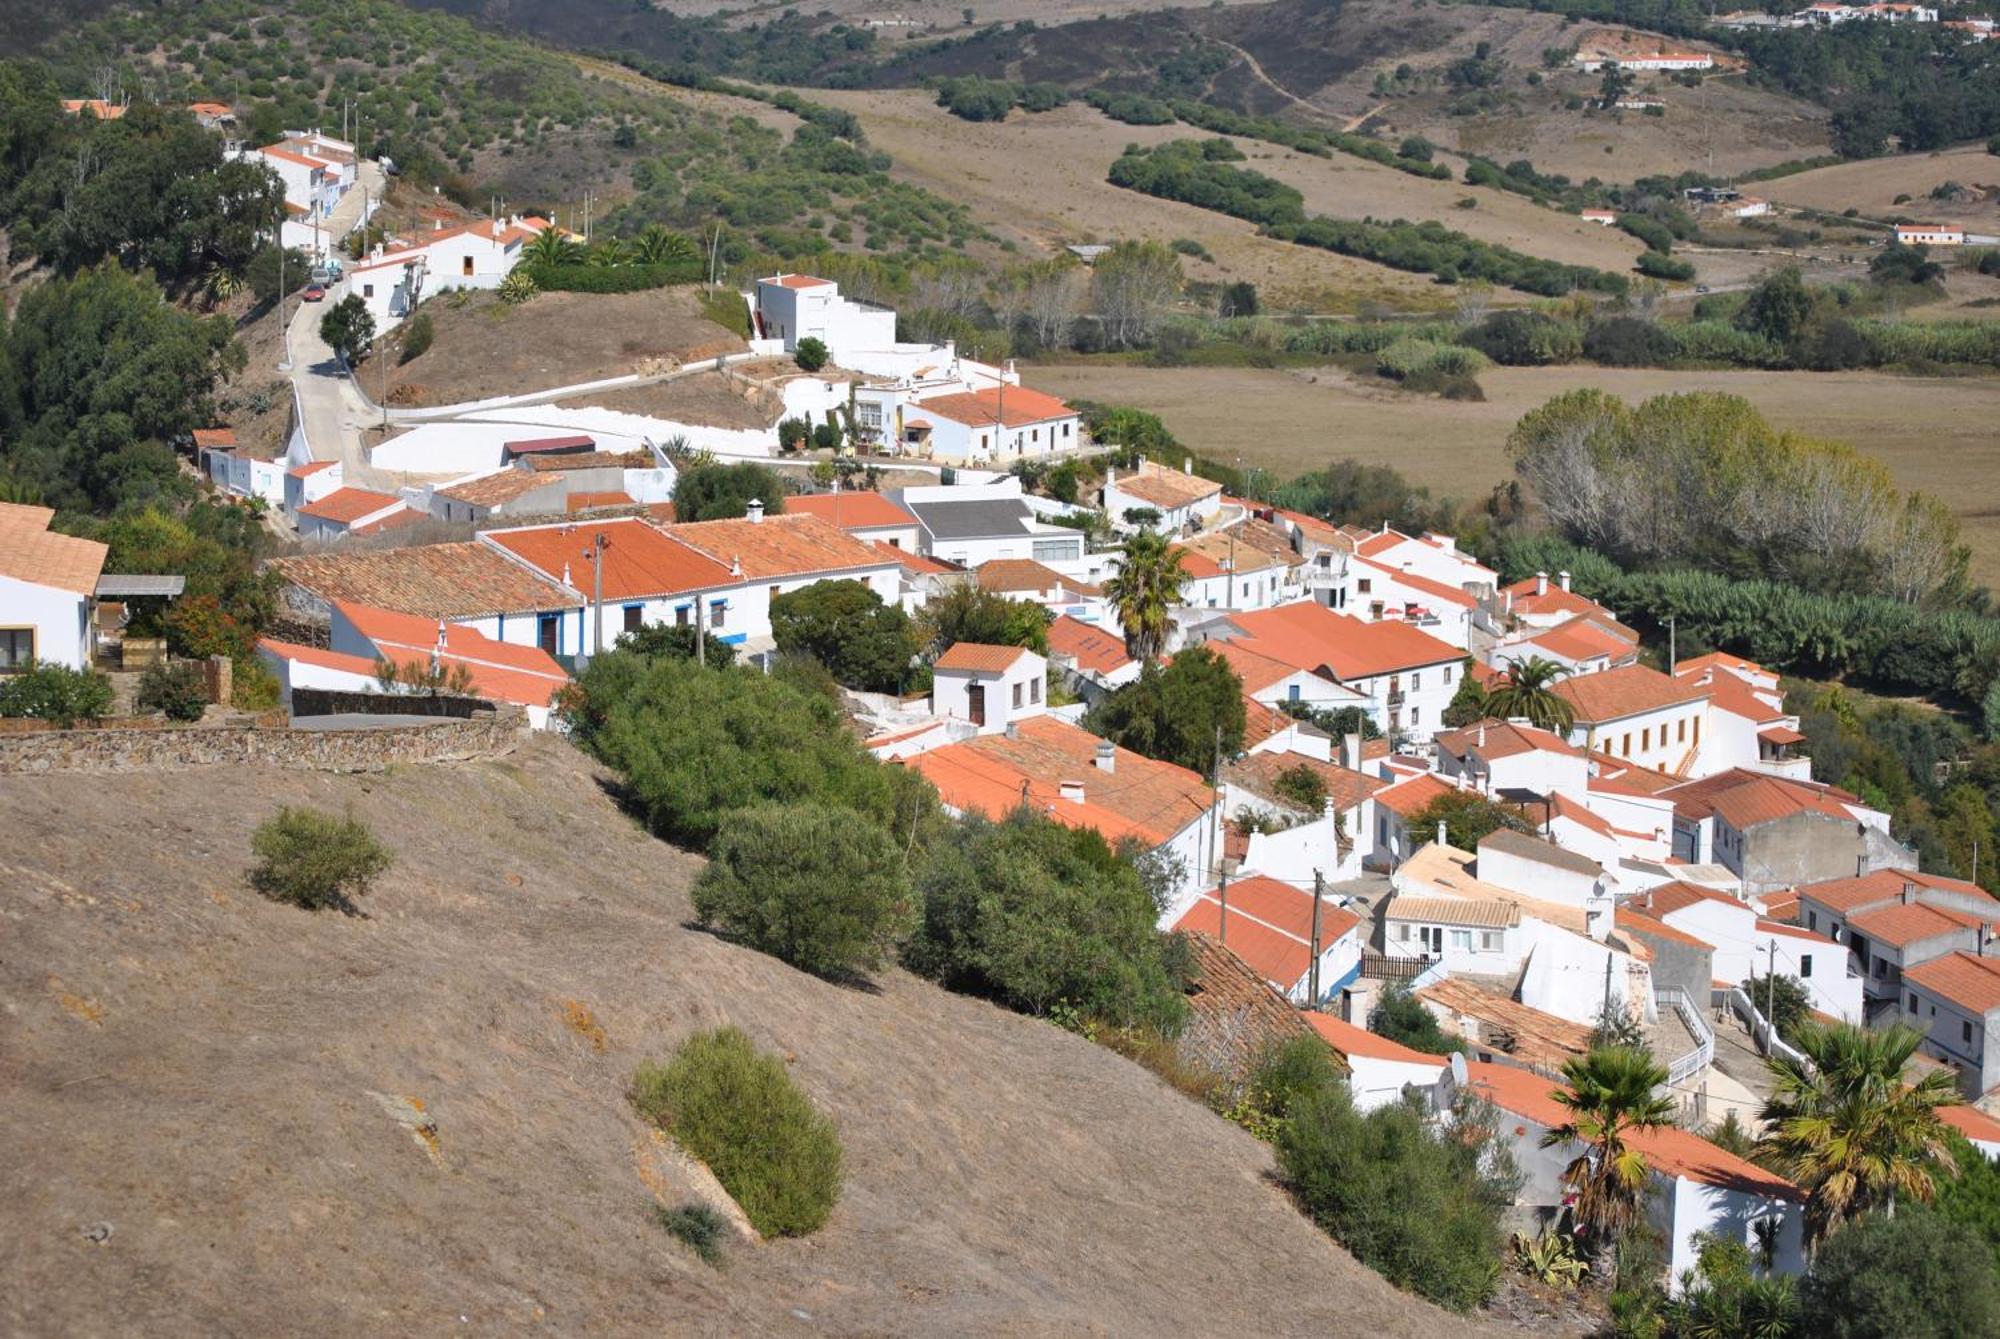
491 218 503 238
1059 779 1085 803
561 562 572 586
1476 723 1486 748
1437 820 1448 848
1559 570 1572 592
433 218 443 232
730 556 742 578
1902 881 1919 905
1005 721 1020 741
1183 455 1194 475
1094 740 1116 774
1340 731 1361 771
746 498 765 523
1535 571 1549 597
1504 589 1514 613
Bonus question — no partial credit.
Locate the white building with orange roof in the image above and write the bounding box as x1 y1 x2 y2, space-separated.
345 215 554 331
1663 768 1908 892
1496 569 1625 633
931 642 1047 734
1102 459 1225 535
1902 951 2000 1097
1343 553 1477 649
284 458 344 513
1553 663 1711 775
1351 526 1497 597
1491 613 1640 677
1200 636 1370 714
295 487 412 542
1674 654 1811 781
751 273 897 357
900 713 1218 906
1046 613 1138 699
974 558 1106 623
0 502 109 672
1172 875 1364 1004
1369 771 1458 866
1171 531 1300 613
1211 600 1463 742
899 384 1083 464
781 490 920 550
1434 717 1590 799
1303 1013 1453 1113
1625 879 1862 1021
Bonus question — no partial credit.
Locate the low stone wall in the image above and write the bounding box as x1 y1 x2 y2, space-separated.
0 709 525 775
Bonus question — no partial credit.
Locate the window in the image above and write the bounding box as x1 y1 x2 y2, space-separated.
0 627 33 672
1621 733 1632 757
888 538 901 549
1678 719 1687 743
1480 931 1502 952
1012 682 1023 709
1062 422 1072 438
362 283 374 299
1966 1020 1975 1044
709 599 727 629
1448 929 1473 951
1395 923 1410 942
537 613 560 656
1910 992 1919 1012
770 585 781 603
674 604 690 627
1642 727 1651 752
1358 578 1373 594
1874 958 1886 979
1808 910 1817 932
1800 954 1812 979
1410 706 1420 725
1031 538 1075 563
462 255 474 276
1030 677 1041 704
1693 717 1701 746
623 605 643 634
1444 664 1453 684
1411 672 1421 691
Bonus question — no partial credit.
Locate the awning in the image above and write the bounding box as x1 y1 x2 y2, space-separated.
1758 725 1806 746
95 575 187 598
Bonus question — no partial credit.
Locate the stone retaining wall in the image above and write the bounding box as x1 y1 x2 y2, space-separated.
0 709 525 775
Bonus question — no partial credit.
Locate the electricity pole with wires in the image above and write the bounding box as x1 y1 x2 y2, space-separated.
1308 868 1324 1006
584 531 612 657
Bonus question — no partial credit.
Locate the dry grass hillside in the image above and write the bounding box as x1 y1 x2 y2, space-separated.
1 737 1500 1337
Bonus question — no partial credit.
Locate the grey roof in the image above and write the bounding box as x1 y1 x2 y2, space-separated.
95 574 187 597
1477 827 1602 878
902 496 1041 542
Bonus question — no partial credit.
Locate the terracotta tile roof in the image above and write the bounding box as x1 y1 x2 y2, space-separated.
1175 529 1296 579
1465 1061 1802 1200
1943 1102 2000 1146
270 542 577 620
1698 669 1790 725
903 715 1211 847
298 487 403 526
1587 752 1682 795
1172 877 1361 995
192 427 238 449
934 642 1035 673
1795 869 1990 916
0 502 108 596
670 513 891 581
976 558 1096 596
1275 508 1345 547
1435 718 1582 764
334 600 568 708
874 541 960 576
352 509 426 538
1386 894 1521 929
1554 663 1708 724
1631 880 1748 919
1305 1011 1450 1064
1177 933 1317 1082
485 517 731 601
1047 615 1133 677
1224 602 1460 681
1194 638 1302 694
1667 770 1863 829
1677 651 1768 679
1354 555 1475 607
1502 577 1615 623
1418 981 1593 1071
765 273 832 290
1375 772 1456 819
917 386 1075 428
1224 750 1386 813
288 459 338 478
567 491 635 512
504 434 596 455
1617 907 1712 950
1111 460 1224 510
256 637 381 677
188 101 233 117
62 99 126 119
782 491 917 532
437 470 558 509
258 143 328 169
1847 901 1985 949
1526 616 1638 664
524 450 653 472
1241 697 1295 750
1907 952 2000 1015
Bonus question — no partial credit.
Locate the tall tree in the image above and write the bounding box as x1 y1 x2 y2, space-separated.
1542 1047 1677 1266
1088 239 1181 349
1485 657 1576 733
1086 647 1245 775
1758 1021 1962 1245
1104 530 1187 663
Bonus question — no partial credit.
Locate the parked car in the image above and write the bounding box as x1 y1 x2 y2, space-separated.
302 284 327 302
1694 284 1711 294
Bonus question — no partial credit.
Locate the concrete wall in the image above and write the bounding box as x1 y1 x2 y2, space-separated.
1737 812 1905 892
1624 925 1713 1002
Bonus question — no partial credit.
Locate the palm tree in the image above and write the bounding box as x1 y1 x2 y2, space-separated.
588 237 630 268
1104 530 1187 663
635 225 698 267
1542 1047 1677 1267
522 228 581 269
1485 656 1575 733
1757 1021 1960 1246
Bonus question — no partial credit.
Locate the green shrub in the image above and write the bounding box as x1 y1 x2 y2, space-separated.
519 261 698 293
1230 1033 1348 1136
1277 1085 1514 1312
629 1027 842 1238
653 1202 727 1264
1377 337 1490 381
497 270 538 304
0 662 114 727
1801 1210 2000 1338
399 311 434 364
1635 250 1696 281
136 660 209 721
693 803 914 979
249 806 393 911
700 288 751 338
769 578 916 693
794 336 829 371
1368 984 1457 1055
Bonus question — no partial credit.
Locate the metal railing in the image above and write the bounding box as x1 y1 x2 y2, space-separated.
1655 987 1715 1087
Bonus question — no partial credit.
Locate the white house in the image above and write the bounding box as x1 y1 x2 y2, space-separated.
897 384 1083 464
1664 770 1907 891
1626 880 1864 1022
1434 718 1591 800
1467 1060 1806 1293
782 491 921 551
1046 613 1138 700
1343 554 1477 649
346 215 554 331
752 274 898 358
1304 1013 1453 1114
1902 951 2000 1099
196 428 288 508
284 459 344 514
1171 875 1365 1005
1350 528 1496 597
1102 460 1224 535
1209 601 1462 742
294 487 413 542
1895 223 1965 246
0 502 109 673
896 482 1087 569
1553 664 1711 776
1490 614 1639 677
1203 638 1371 715
932 642 1047 733
1675 656 1811 781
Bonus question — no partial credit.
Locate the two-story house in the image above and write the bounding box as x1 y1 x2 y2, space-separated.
1793 870 1998 1016
1209 601 1462 743
1902 950 2000 1098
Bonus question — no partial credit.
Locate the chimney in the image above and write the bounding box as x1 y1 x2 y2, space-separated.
1183 455 1194 475
433 218 443 232
1341 731 1361 771
561 562 572 586
1094 740 1116 774
1476 723 1487 748
1902 881 1919 905
1005 721 1019 741
1559 570 1572 592
1535 571 1549 597
1437 819 1448 848
730 556 742 578
1059 778 1085 803
1504 589 1514 613
491 218 503 238
746 498 765 523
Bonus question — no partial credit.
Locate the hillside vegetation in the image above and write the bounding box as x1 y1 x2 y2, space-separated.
0 737 1494 1336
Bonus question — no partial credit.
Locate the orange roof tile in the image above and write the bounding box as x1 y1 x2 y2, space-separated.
1305 1012 1450 1065
1194 638 1303 694
765 273 832 289
437 470 559 509
1794 868 1990 915
1224 602 1459 681
1667 770 1862 829
1172 877 1362 994
1225 750 1386 813
1434 718 1583 763
1502 576 1615 623
1418 982 1593 1070
1943 1102 2000 1146
484 517 731 601
874 541 959 576
192 427 238 449
1375 772 1455 819
1554 663 1707 724
781 491 917 532
1632 880 1747 919
256 637 381 677
1113 460 1224 511
1527 616 1638 664
1848 901 1987 949
1677 651 1768 679
334 601 568 708
669 512 891 581
934 641 1036 673
976 558 1097 597
1907 952 2000 1014
1617 907 1713 951
0 502 108 597
1047 615 1133 677
1353 555 1475 607
287 459 338 478
298 487 403 526
270 542 576 619
917 386 1076 428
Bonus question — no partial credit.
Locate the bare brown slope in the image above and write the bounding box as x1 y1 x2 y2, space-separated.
0 738 1495 1337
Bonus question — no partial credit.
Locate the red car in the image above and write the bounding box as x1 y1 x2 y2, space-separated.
301 283 327 302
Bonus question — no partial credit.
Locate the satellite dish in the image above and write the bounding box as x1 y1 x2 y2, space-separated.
1449 1051 1470 1087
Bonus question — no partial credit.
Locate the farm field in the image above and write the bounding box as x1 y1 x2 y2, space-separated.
807 89 1458 314
1762 145 2000 225
1032 362 2000 588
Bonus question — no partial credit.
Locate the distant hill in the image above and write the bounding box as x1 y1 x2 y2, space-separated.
0 735 1492 1336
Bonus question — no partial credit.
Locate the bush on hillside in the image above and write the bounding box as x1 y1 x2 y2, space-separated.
654 1202 727 1264
693 803 914 979
519 261 697 293
398 311 434 364
1229 1033 1349 1138
629 1027 842 1238
1800 1210 2000 1338
249 806 392 911
906 809 1191 1032
0 662 113 727
136 660 209 721
794 336 829 371
1635 250 1696 281
1277 1085 1516 1312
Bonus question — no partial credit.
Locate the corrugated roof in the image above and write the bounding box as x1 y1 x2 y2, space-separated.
901 495 1041 542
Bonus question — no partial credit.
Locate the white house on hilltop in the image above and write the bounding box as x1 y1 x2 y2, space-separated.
752 274 898 359
0 502 110 672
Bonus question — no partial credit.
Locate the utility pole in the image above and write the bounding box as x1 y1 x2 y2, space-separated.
584 532 612 656
277 241 291 371
1210 723 1225 885
1217 865 1230 947
1667 614 1677 676
1766 940 1778 1036
1602 951 1614 1025
694 593 705 669
1308 868 1325 1006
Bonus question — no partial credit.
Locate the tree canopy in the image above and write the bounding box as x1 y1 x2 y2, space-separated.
769 578 917 694
1086 647 1244 775
671 460 789 522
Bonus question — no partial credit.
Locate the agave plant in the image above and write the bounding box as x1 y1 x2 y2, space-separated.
1511 1229 1586 1291
497 269 539 305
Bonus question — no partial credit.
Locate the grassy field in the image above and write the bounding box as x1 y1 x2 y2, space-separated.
1762 145 2000 225
1033 361 2000 588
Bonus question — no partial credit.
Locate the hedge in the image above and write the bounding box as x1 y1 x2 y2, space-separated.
519 260 701 293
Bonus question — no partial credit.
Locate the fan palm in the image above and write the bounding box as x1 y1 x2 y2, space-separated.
522 228 581 269
635 225 698 267
1756 1020 1960 1246
1543 1047 1677 1267
1104 530 1187 663
588 237 630 268
1486 656 1576 733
